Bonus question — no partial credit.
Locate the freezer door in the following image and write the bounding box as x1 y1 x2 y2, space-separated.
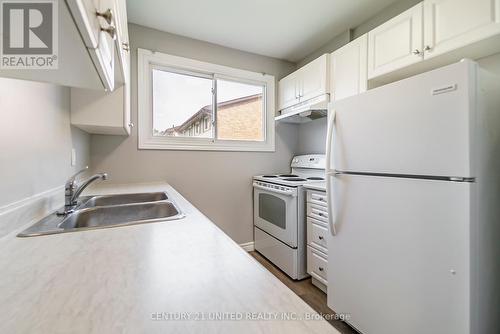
332 60 476 178
327 173 471 334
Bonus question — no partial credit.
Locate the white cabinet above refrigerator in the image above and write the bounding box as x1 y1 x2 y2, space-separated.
367 0 500 83
330 34 368 101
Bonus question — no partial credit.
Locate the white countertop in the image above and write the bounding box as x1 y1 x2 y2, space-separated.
304 182 326 192
0 182 338 334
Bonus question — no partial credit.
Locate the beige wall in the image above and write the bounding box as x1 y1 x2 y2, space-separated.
0 78 90 207
89 24 298 244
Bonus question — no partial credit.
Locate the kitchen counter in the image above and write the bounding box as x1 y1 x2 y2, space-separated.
304 182 326 192
0 182 338 334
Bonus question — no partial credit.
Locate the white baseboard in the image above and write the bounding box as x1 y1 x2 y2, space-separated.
239 241 255 252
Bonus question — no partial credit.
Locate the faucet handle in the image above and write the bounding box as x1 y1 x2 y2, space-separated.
66 166 89 188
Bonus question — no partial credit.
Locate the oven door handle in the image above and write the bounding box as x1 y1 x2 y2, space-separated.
253 183 297 197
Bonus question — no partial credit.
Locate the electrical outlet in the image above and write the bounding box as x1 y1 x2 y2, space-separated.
71 148 76 166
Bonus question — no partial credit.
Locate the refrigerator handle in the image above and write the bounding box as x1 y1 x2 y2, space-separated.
326 173 337 236
325 106 335 172
326 107 337 236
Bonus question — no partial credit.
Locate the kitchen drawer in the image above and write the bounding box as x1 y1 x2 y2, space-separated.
307 190 327 207
307 203 328 223
307 218 328 254
307 246 328 285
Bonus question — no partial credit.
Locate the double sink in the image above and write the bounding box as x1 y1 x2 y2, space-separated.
18 192 184 237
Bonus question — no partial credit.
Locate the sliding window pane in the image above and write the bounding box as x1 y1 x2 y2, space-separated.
152 69 213 138
216 79 264 141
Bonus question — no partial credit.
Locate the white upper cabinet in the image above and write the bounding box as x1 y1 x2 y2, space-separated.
331 34 368 101
366 0 500 81
300 55 329 102
368 3 423 79
0 0 107 90
71 0 131 136
278 71 300 110
423 0 500 59
278 54 329 111
66 0 117 91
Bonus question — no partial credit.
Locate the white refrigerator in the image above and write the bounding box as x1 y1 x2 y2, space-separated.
325 60 500 334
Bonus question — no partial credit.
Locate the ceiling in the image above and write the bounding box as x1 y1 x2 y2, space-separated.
126 0 399 63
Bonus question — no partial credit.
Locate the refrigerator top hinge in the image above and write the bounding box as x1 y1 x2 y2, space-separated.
449 177 475 183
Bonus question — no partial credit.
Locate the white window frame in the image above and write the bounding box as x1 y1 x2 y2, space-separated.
138 48 275 152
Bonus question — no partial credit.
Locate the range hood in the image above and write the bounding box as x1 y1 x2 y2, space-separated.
275 94 329 123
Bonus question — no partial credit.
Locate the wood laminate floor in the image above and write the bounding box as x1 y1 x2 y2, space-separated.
249 251 358 334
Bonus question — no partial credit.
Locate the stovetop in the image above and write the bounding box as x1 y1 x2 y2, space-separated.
254 154 326 187
253 174 325 187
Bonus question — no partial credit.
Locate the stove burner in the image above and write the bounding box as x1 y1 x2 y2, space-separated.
283 178 307 181
262 175 278 178
307 177 324 180
279 174 299 177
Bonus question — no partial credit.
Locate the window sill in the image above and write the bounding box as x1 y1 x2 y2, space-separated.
138 139 275 152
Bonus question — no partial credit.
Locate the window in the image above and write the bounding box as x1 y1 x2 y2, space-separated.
138 49 275 151
203 116 210 131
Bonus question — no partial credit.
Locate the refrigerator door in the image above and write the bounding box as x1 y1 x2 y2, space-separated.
327 173 471 334
331 60 476 178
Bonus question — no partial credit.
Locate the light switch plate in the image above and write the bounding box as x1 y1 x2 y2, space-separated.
71 148 76 166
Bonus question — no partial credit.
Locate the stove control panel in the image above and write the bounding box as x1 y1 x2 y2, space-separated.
253 181 298 196
291 154 326 169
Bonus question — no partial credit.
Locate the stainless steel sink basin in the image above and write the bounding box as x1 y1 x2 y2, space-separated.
17 192 184 237
79 192 168 209
60 202 181 230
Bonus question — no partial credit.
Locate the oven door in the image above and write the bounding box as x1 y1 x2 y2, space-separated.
253 182 298 248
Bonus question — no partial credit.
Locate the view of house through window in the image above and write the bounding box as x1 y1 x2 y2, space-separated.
152 69 213 138
216 79 264 141
152 68 264 141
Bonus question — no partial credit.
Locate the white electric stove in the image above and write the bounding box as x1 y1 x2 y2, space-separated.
253 154 325 280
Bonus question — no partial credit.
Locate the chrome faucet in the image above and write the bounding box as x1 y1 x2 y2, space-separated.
58 166 108 215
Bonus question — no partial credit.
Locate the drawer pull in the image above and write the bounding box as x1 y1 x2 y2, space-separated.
318 267 324 271
318 213 325 217
318 236 324 240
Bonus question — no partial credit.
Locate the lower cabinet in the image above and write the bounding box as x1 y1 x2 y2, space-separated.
306 189 329 293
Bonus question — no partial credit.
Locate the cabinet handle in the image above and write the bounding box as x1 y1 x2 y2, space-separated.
424 45 432 52
318 267 324 272
318 212 325 217
122 42 130 52
101 26 117 40
128 122 134 128
96 8 113 25
412 49 421 55
318 236 324 240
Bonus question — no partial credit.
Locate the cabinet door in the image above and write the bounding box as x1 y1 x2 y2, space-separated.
66 0 115 91
278 72 299 110
299 54 329 101
423 0 500 59
67 0 101 49
368 3 423 79
331 34 368 101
